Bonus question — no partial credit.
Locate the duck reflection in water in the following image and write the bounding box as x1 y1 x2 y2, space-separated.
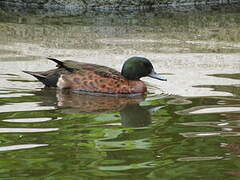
35 89 164 127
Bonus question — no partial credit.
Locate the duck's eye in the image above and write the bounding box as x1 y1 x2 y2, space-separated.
142 62 148 66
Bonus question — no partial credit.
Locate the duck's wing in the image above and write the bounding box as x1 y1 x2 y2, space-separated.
83 65 122 80
56 58 123 80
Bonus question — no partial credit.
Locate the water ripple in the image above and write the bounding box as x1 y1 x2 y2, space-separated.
0 144 48 152
2 117 58 123
180 131 240 138
0 128 58 133
177 156 223 161
179 120 240 128
0 102 55 113
177 106 240 115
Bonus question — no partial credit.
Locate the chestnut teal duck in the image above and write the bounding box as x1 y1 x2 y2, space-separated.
23 57 167 96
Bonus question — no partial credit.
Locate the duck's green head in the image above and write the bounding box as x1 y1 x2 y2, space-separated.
121 57 167 81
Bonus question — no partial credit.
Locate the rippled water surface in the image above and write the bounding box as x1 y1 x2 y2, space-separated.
0 6 240 179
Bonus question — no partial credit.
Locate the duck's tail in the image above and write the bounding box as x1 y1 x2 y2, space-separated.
22 70 58 87
22 70 46 79
23 58 71 87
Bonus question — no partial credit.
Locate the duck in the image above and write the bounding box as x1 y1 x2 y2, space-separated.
23 56 167 96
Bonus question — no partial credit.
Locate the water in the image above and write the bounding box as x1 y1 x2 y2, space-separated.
0 6 240 179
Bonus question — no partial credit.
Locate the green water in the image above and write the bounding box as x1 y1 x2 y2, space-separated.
0 6 240 179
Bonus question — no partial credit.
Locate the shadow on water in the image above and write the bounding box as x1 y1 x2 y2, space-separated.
35 89 163 127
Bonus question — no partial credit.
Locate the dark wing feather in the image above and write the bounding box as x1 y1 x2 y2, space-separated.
47 58 64 67
48 58 75 72
94 67 122 80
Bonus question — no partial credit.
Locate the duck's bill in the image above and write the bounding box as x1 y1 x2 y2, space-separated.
148 71 167 81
